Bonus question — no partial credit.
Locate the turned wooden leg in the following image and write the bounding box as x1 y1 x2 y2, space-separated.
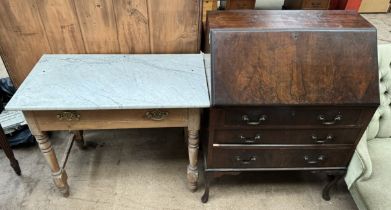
25 110 69 197
73 130 86 150
187 129 199 191
187 109 200 191
322 172 344 201
35 133 69 197
0 127 21 175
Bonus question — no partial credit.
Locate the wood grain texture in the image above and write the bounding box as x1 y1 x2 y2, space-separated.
30 109 189 131
213 107 370 127
36 0 86 53
73 0 120 53
212 30 378 105
0 0 202 86
283 0 330 9
0 0 51 87
209 147 352 168
113 0 150 53
213 128 360 145
148 0 201 53
225 0 256 9
202 11 379 201
208 11 379 106
204 10 375 52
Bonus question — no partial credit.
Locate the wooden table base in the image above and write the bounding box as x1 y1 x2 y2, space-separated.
23 108 200 196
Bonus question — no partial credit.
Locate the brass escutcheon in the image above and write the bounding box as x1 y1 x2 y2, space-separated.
57 111 81 121
145 110 168 121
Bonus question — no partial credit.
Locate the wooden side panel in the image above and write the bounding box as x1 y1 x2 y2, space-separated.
148 0 201 53
0 0 51 86
113 0 150 53
0 0 202 85
36 0 86 53
73 0 120 53
225 0 256 9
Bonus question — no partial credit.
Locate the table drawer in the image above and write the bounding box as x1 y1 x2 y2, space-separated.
213 128 360 145
209 147 352 168
29 109 189 131
217 107 364 127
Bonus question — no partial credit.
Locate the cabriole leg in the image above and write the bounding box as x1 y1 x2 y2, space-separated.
322 171 345 201
201 171 210 203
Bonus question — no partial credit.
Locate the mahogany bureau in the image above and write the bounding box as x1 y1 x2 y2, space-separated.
201 10 379 203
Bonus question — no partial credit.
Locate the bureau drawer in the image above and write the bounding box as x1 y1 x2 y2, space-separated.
218 107 364 127
213 128 360 145
29 109 188 131
209 147 352 168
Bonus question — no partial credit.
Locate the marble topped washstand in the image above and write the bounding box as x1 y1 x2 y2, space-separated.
6 54 210 196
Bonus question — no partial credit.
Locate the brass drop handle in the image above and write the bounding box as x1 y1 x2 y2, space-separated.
311 134 334 144
318 114 342 125
236 156 257 165
145 110 168 121
304 155 326 164
242 115 267 125
240 134 261 143
57 111 80 121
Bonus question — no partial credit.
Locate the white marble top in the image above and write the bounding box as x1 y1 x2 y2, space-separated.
6 54 210 111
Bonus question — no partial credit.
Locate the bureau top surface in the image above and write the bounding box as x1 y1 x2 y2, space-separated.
207 10 374 30
6 54 210 111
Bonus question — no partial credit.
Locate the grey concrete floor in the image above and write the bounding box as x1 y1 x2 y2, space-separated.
0 13 390 210
1 129 357 210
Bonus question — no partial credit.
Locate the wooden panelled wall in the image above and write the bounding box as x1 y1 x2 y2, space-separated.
0 0 202 86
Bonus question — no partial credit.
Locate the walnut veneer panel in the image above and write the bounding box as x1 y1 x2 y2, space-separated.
209 147 352 169
208 11 379 106
204 10 375 52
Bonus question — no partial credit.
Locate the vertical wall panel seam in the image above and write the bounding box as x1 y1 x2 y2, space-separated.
71 0 88 53
146 0 153 53
196 0 202 52
111 0 122 53
34 0 54 54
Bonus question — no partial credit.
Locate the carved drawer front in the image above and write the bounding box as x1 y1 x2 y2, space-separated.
213 128 360 145
31 109 188 131
217 107 364 127
209 147 352 168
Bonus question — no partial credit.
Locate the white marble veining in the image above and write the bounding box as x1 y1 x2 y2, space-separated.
6 54 210 110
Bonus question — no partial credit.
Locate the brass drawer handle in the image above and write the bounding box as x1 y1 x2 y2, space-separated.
318 114 342 125
240 134 261 143
311 134 334 144
235 156 257 165
304 155 326 164
56 111 80 121
145 110 168 121
242 114 267 125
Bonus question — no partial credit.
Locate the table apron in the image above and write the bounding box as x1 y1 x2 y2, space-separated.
23 109 191 131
